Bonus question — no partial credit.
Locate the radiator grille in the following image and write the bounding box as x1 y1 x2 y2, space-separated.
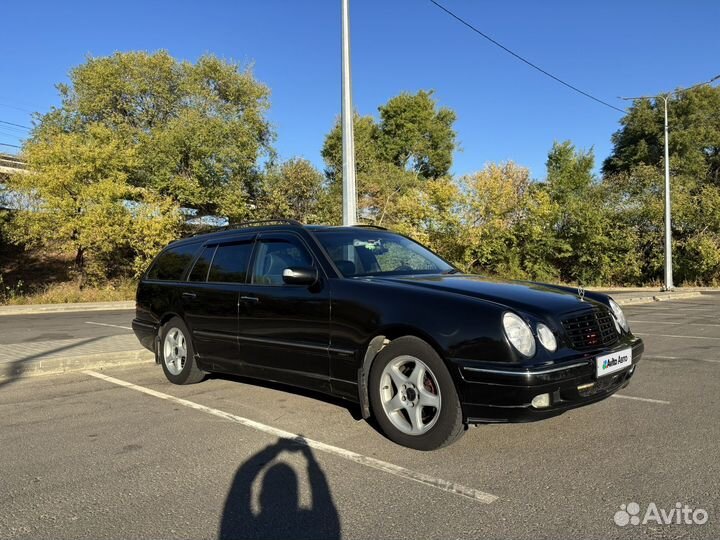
561 308 619 351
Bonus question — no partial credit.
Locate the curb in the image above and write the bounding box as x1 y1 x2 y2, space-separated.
615 291 703 306
0 349 154 383
0 301 134 316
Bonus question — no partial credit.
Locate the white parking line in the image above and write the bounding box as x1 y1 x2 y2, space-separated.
631 307 716 312
612 394 670 405
629 320 720 327
83 370 498 504
634 332 720 341
644 355 720 364
85 321 132 330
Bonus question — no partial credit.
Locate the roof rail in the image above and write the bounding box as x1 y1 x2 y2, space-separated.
188 219 305 238
353 223 388 230
217 219 304 232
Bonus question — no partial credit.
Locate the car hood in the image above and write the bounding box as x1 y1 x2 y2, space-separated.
373 274 606 318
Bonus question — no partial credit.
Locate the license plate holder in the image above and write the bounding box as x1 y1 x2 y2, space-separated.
596 348 632 378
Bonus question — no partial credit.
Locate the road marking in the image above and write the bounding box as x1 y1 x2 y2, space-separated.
644 355 720 364
612 394 670 405
83 370 498 504
629 320 720 327
85 321 132 331
634 332 720 341
632 307 716 312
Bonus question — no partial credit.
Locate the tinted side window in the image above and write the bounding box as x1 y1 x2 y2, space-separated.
207 241 254 283
251 236 314 286
188 246 216 282
147 242 200 281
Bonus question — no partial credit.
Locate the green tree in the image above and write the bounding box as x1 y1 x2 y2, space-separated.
8 124 183 283
376 90 456 179
8 51 271 282
322 91 457 224
257 158 326 223
394 176 469 266
462 162 560 280
602 86 720 284
34 51 273 218
545 141 640 285
392 163 561 281
603 86 720 185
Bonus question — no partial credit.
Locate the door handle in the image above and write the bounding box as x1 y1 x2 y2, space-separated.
182 292 197 299
240 295 260 304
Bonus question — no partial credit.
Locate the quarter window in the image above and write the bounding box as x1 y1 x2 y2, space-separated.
207 241 254 283
147 242 200 281
188 246 216 282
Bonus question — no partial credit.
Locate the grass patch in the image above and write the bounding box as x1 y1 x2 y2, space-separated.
1 278 136 305
1 243 137 304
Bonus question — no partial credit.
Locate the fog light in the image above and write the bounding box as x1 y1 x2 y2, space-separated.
531 393 551 408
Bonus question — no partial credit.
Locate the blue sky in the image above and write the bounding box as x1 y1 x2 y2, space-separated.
1 0 718 179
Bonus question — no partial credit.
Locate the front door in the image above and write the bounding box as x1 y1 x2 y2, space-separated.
182 235 255 373
238 232 331 392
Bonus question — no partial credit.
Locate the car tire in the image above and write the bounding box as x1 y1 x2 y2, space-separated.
369 336 465 450
159 317 206 385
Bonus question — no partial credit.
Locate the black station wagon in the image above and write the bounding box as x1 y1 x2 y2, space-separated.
133 220 644 450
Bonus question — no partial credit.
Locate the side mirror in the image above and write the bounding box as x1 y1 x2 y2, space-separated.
282 266 318 286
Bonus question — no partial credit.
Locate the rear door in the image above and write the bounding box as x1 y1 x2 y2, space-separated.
238 231 331 392
182 234 255 373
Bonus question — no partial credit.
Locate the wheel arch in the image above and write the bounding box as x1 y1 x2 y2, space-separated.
154 311 184 364
356 325 456 420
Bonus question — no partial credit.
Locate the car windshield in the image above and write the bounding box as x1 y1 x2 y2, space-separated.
314 229 455 277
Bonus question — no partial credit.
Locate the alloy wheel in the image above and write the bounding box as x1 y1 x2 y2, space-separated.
379 355 442 436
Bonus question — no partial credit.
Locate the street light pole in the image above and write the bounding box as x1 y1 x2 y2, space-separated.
620 75 719 291
661 96 673 290
341 0 357 226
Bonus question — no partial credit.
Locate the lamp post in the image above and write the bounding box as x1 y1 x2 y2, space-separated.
341 0 357 226
620 75 719 291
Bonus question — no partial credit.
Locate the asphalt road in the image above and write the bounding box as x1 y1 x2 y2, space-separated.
1 297 719 539
0 310 133 345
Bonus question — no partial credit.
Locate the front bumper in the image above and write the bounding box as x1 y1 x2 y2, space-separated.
454 336 644 423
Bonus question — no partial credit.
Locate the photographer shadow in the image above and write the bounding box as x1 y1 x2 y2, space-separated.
219 437 341 540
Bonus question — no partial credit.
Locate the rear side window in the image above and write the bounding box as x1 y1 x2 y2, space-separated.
147 242 200 281
188 246 216 282
207 241 254 283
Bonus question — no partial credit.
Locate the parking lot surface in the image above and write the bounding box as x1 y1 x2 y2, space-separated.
1 296 718 539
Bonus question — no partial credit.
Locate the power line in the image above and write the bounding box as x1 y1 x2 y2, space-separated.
619 74 720 101
427 0 626 114
0 142 21 149
0 119 30 131
0 102 34 114
0 133 24 143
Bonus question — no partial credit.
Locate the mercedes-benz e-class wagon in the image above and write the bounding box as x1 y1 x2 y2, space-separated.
133 220 643 450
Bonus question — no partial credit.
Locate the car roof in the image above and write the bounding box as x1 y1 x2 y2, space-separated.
168 222 390 248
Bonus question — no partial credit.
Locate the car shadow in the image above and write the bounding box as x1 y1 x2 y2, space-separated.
219 437 341 540
207 371 364 421
0 336 104 391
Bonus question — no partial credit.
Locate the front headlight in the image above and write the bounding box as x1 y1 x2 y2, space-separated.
536 323 557 352
503 312 536 357
609 298 629 332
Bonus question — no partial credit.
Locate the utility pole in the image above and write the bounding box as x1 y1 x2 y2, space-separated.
341 0 357 226
620 74 719 291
